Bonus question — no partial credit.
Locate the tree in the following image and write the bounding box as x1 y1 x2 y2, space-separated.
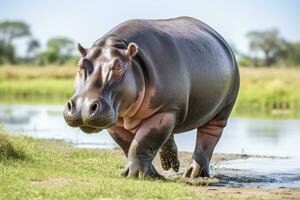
0 20 31 64
0 20 30 45
0 40 14 64
45 37 74 64
27 38 40 58
247 29 285 66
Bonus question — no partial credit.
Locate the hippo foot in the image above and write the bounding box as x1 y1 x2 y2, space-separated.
122 160 164 179
184 159 210 178
159 134 180 172
159 149 180 172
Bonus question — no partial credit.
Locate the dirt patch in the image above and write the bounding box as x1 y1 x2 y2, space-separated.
153 151 300 199
94 198 156 200
190 187 300 200
30 177 94 187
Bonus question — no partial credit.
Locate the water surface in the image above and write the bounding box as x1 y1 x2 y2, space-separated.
1 104 299 188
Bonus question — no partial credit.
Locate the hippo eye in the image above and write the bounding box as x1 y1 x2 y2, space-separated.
112 59 123 73
77 63 86 79
77 67 86 80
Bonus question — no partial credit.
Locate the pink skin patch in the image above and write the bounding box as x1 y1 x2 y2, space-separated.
117 86 165 134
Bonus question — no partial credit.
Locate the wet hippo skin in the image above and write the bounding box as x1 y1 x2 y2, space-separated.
63 16 240 179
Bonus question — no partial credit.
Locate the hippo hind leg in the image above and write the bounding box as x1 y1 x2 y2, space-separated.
185 80 237 178
185 67 239 178
184 120 226 178
159 134 180 172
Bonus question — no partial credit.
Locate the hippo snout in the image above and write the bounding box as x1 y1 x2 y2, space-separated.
63 96 116 133
63 99 82 127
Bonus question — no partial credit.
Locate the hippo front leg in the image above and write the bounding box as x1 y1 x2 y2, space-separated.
108 126 134 157
123 113 176 179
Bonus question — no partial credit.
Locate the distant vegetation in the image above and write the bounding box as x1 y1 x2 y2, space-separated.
233 67 300 118
0 20 78 65
0 20 300 67
235 28 300 67
0 65 73 103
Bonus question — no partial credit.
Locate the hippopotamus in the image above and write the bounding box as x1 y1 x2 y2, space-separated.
63 16 239 179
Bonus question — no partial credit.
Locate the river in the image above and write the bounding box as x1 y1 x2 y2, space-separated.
0 104 299 188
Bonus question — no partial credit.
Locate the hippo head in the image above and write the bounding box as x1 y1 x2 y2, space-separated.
63 39 140 133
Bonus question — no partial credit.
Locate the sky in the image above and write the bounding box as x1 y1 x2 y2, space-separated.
0 0 300 55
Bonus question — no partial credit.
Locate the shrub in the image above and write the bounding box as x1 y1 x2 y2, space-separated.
0 126 26 160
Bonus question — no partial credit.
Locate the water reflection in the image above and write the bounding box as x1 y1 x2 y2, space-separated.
0 104 300 158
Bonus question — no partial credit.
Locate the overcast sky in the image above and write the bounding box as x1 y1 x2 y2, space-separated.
0 0 299 55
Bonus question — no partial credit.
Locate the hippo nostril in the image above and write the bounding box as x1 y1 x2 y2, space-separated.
90 102 99 114
67 102 71 111
67 100 74 114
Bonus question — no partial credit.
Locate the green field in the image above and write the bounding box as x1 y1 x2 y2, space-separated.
0 127 201 200
0 65 74 103
0 65 300 117
233 67 300 118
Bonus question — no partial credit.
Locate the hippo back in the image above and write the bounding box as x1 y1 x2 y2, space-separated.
98 17 237 132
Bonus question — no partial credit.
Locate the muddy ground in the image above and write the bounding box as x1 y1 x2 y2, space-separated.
151 151 300 199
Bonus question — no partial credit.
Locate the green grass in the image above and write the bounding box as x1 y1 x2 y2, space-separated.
0 65 74 103
0 129 295 200
1 65 300 117
0 78 73 99
0 127 26 160
0 129 202 200
0 65 75 80
233 67 300 118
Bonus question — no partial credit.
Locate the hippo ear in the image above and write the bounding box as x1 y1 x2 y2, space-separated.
125 42 139 59
77 43 87 57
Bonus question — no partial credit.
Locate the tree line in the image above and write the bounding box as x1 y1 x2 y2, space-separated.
236 29 300 67
0 20 300 67
0 20 77 65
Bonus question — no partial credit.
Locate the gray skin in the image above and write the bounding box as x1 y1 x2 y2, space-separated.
64 16 239 179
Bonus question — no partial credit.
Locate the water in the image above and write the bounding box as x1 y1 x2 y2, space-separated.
1 104 300 188
215 157 300 188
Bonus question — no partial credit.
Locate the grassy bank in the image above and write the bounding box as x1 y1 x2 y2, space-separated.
234 67 300 118
1 128 299 199
0 128 194 200
0 65 300 117
0 65 74 103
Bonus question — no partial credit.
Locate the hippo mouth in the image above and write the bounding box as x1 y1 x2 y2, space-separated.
79 123 115 134
79 126 103 134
